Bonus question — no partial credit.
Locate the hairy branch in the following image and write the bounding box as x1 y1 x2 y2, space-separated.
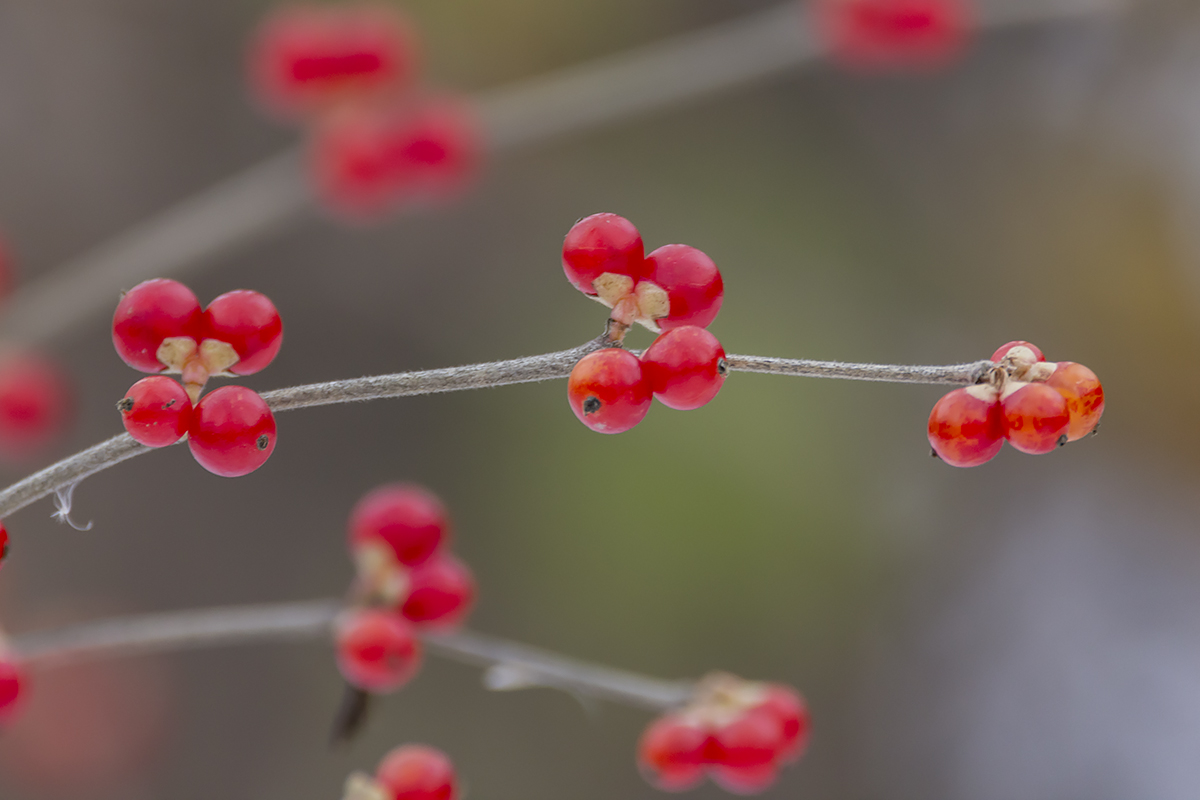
10 600 694 711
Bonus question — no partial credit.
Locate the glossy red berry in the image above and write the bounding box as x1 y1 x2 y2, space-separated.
375 744 457 800
349 484 449 567
814 0 970 71
637 714 710 792
641 326 728 410
990 340 1044 365
112 279 203 373
401 553 475 630
709 709 786 794
248 4 418 119
1001 382 1070 455
202 290 283 375
755 684 810 763
335 609 421 694
188 386 277 477
0 352 71 459
927 385 1003 467
0 659 25 722
644 244 724 331
561 213 648 295
117 377 193 448
1043 362 1104 442
567 348 651 434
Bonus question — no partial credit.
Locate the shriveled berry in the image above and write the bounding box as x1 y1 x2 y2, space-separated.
637 713 710 792
0 352 71 459
927 385 1003 468
755 684 810 763
1043 361 1103 441
0 659 25 722
375 744 457 800
401 554 475 630
349 484 449 567
335 609 421 694
202 290 283 375
188 386 277 477
1001 382 1069 455
644 244 724 331
567 348 651 434
641 326 727 410
562 213 648 295
248 4 419 119
112 279 202 373
991 340 1044 366
118 377 192 448
814 0 970 71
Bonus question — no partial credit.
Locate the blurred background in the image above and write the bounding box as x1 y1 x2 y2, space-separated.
0 0 1196 798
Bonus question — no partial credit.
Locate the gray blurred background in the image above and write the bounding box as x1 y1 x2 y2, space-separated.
0 0 1197 798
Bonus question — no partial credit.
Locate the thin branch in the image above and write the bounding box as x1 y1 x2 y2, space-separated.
9 600 694 711
0 0 1121 345
725 355 993 385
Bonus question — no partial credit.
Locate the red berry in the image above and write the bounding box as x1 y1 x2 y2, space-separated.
248 4 418 119
1043 362 1103 442
112 279 203 373
0 351 71 459
637 713 710 792
641 326 728 410
927 385 1003 468
1001 382 1070 455
990 340 1044 365
814 0 970 71
202 290 283 375
561 213 648 295
644 245 724 331
567 348 651 434
0 522 8 567
187 386 277 477
335 609 421 694
117 377 193 448
401 553 475 630
310 95 481 220
375 744 457 800
349 484 449 567
709 708 786 794
755 684 810 763
0 659 25 723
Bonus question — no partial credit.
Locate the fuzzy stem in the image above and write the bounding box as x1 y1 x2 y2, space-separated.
10 600 694 711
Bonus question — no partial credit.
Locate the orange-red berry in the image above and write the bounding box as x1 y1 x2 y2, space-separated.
1043 361 1103 441
1001 382 1069 455
567 348 651 434
927 385 1003 467
641 326 727 410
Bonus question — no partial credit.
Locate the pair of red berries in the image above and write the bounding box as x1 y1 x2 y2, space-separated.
248 4 480 220
638 674 809 795
928 340 1105 467
813 0 971 71
343 744 458 800
336 485 476 694
113 278 283 477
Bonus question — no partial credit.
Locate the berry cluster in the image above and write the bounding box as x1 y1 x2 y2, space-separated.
248 4 481 220
928 340 1105 467
342 744 458 800
336 485 476 694
638 673 809 795
812 0 971 70
112 279 283 477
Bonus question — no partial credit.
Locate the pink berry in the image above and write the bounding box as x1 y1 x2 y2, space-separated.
401 553 475 630
644 244 724 331
709 709 786 794
117 377 193 448
112 279 203 373
187 386 277 477
202 290 283 375
814 0 971 71
754 684 810 763
927 385 1003 468
641 326 728 410
637 713 710 792
1043 361 1104 442
0 659 25 723
0 351 71 459
349 484 449 567
567 348 652 434
375 744 458 800
561 213 648 295
335 609 421 694
1001 382 1069 455
248 4 419 119
990 340 1044 365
